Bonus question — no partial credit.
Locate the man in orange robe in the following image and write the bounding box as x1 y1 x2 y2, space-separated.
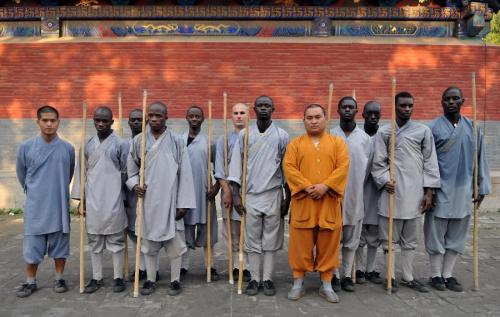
284 104 349 303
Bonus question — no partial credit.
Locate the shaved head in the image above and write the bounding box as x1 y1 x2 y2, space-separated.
94 106 113 119
149 102 167 116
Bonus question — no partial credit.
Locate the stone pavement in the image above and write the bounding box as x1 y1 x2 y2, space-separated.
1 211 500 317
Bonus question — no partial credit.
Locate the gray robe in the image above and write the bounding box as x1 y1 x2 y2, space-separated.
214 131 240 221
126 126 196 242
227 122 289 212
183 132 216 226
363 135 381 225
331 126 371 226
371 120 440 219
16 135 75 235
429 116 491 219
72 132 128 235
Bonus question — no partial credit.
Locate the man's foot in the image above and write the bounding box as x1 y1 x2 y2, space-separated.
156 271 161 282
445 277 463 292
210 268 220 282
245 280 260 296
365 271 383 284
53 279 68 293
16 283 37 298
331 275 341 292
384 278 399 293
113 278 126 293
168 280 182 296
429 276 446 291
401 279 429 293
287 285 305 301
180 268 188 281
319 286 339 303
84 279 103 294
129 270 147 282
341 277 355 292
262 280 276 296
355 270 366 284
233 268 252 283
140 280 156 296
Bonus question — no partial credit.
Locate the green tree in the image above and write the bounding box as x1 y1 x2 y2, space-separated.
485 12 500 44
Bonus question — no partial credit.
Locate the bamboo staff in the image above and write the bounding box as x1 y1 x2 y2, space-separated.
79 101 88 293
223 92 234 284
352 89 356 100
117 91 129 282
133 90 148 298
327 83 334 128
237 110 250 295
387 78 396 295
472 72 479 291
207 100 213 283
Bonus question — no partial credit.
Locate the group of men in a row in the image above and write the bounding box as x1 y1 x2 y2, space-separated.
15 87 491 304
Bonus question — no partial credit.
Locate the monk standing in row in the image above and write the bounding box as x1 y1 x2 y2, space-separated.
284 104 349 303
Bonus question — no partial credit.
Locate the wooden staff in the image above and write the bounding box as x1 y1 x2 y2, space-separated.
223 92 234 285
352 87 357 284
472 72 479 291
117 91 129 282
133 90 148 298
387 77 397 295
207 100 213 283
79 101 88 293
327 83 334 128
237 109 250 295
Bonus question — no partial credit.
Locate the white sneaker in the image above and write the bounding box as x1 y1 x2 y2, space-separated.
287 286 305 301
319 286 339 303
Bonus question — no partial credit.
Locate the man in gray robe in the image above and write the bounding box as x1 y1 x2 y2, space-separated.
214 103 251 282
180 106 219 281
355 101 384 285
72 106 129 294
127 102 196 296
372 92 440 293
331 97 371 292
16 105 75 298
426 87 491 292
228 95 291 296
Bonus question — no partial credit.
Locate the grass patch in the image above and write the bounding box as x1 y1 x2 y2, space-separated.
0 208 23 215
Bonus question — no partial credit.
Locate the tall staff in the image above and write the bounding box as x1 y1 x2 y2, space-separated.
133 90 148 298
351 87 357 284
223 92 234 284
79 101 88 293
327 83 334 128
387 78 397 294
237 110 250 294
207 100 213 283
117 91 129 282
472 72 479 291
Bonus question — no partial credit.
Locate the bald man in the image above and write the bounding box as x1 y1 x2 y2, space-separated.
72 106 129 294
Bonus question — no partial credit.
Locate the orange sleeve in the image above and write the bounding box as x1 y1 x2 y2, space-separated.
322 138 350 198
284 138 313 197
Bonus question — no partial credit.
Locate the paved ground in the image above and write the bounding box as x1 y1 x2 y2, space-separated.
1 211 500 317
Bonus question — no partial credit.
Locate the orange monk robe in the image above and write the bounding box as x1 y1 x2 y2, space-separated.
284 132 349 281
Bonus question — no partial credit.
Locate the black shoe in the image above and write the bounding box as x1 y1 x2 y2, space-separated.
401 279 429 293
129 270 147 282
53 279 68 293
341 277 355 292
429 276 446 291
168 280 182 296
84 279 103 294
245 280 259 296
355 270 366 284
233 268 239 281
384 278 399 293
243 269 251 282
210 268 220 282
365 271 383 284
140 280 157 296
262 280 276 296
445 277 463 292
331 275 341 292
156 271 160 282
16 283 37 298
113 278 126 293
180 268 188 281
